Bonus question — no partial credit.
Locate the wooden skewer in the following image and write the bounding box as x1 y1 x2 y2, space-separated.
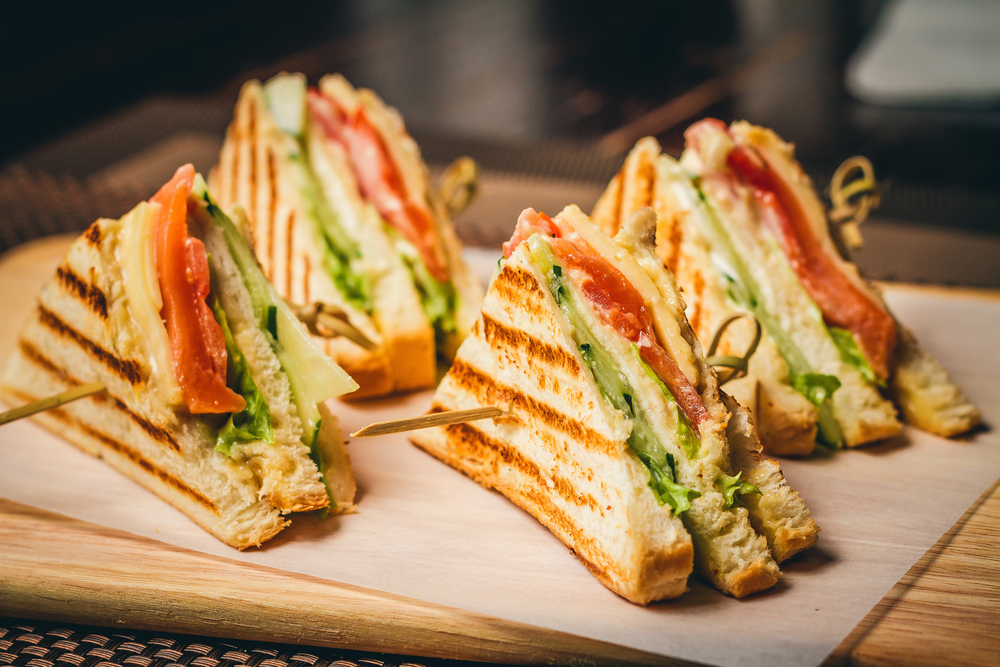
284 300 378 352
350 406 505 438
0 382 106 427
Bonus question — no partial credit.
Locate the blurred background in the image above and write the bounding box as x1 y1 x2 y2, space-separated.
1 0 998 285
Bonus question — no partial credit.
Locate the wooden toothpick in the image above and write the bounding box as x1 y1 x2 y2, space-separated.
351 406 505 438
0 382 106 427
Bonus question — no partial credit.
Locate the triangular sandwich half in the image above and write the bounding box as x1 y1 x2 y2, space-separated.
411 204 818 603
211 73 483 398
0 165 358 548
593 128 980 455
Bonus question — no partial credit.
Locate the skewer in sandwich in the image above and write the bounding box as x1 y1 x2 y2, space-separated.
593 124 981 455
411 204 819 603
212 73 483 398
0 165 358 548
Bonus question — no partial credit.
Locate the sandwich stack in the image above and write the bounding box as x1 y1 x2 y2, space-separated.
211 73 483 398
593 123 980 455
411 204 819 603
0 165 358 548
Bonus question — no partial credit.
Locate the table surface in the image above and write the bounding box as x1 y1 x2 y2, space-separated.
1 235 998 667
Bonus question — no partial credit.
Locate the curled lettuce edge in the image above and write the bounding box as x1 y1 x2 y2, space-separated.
210 296 274 455
716 471 761 509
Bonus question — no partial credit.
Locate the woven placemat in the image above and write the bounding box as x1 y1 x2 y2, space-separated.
0 618 465 667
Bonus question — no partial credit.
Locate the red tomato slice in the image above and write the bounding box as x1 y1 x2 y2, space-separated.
726 144 897 379
153 164 246 415
308 89 449 283
503 208 561 258
549 237 708 433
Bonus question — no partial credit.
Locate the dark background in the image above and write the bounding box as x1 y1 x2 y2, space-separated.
1 0 998 277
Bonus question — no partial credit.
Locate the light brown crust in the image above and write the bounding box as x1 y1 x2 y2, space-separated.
36 304 142 385
18 339 180 453
727 557 782 598
1 387 217 516
412 418 691 605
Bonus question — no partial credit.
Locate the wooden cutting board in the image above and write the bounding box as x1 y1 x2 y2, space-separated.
1 236 998 667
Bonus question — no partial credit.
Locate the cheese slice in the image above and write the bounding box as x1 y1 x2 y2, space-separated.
117 201 182 407
555 205 700 387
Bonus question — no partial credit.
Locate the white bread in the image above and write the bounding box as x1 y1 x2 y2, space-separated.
211 80 394 399
891 325 981 437
593 134 908 451
413 206 816 601
0 200 353 548
318 74 484 360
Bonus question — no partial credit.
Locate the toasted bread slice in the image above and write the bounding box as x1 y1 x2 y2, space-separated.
414 205 818 602
1 182 356 548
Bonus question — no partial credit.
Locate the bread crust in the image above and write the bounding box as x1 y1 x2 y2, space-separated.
1 203 352 549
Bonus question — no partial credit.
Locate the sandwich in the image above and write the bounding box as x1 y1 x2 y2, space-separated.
410 204 818 603
211 73 483 398
0 164 359 549
593 125 981 455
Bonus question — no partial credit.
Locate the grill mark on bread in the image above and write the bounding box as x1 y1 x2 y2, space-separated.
635 158 655 210
303 254 311 304
448 360 620 456
605 172 624 234
660 213 685 276
18 340 180 453
491 266 548 319
37 305 142 385
481 314 581 378
442 421 601 513
7 388 215 513
84 221 102 246
55 265 108 319
266 146 278 279
688 271 706 337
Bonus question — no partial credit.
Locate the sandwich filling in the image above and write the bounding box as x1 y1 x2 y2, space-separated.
687 120 896 380
505 209 712 514
675 121 900 445
262 74 459 347
133 165 356 504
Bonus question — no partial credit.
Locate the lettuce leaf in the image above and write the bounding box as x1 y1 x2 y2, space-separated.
791 373 842 406
683 179 844 447
389 227 458 348
529 238 701 515
191 175 358 447
716 471 761 509
211 297 274 455
829 326 884 388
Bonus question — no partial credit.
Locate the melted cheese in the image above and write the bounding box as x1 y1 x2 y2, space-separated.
555 205 700 386
118 201 182 407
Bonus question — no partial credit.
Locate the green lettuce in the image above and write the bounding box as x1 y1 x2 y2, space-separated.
829 327 884 388
389 227 458 348
529 238 700 515
791 373 842 406
192 175 357 461
211 297 274 455
716 471 761 509
687 181 843 447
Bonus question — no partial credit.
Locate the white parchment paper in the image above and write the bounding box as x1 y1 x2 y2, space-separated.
1 250 998 667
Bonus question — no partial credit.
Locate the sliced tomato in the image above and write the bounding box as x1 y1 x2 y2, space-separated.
308 89 448 282
153 164 246 415
549 237 708 433
503 208 561 258
726 144 897 378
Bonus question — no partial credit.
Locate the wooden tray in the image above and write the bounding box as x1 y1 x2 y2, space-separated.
1 236 998 667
